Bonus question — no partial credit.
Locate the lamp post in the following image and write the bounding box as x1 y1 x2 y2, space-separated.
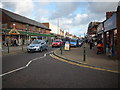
83 33 86 62
26 24 29 46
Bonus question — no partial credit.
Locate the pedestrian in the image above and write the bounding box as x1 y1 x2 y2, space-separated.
89 39 93 50
5 39 9 47
22 39 25 45
13 39 16 46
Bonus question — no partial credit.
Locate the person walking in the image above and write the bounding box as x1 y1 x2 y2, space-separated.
90 39 93 50
5 39 9 47
13 39 17 46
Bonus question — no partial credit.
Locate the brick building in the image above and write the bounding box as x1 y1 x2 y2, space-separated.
1 8 52 46
96 9 120 60
87 22 101 39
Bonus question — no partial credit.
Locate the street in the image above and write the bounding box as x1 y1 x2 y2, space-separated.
2 47 119 88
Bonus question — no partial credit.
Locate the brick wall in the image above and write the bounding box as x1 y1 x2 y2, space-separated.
117 11 120 60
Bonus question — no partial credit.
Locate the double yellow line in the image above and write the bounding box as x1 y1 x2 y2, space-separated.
50 54 120 74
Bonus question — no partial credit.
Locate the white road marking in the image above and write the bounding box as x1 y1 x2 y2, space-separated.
0 66 26 77
0 50 53 77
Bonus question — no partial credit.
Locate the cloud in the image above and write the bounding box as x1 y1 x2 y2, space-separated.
0 2 3 8
1 1 119 37
2 2 16 10
50 2 81 19
90 2 117 13
88 2 118 21
72 14 88 26
2 0 34 18
14 0 34 17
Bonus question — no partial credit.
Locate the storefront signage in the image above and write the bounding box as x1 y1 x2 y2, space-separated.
104 13 116 32
9 29 20 35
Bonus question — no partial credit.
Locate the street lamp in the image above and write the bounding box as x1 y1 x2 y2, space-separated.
13 23 16 29
26 24 29 45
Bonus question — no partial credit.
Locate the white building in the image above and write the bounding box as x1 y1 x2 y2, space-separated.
42 22 61 35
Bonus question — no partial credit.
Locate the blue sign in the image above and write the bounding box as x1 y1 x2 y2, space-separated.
104 13 116 32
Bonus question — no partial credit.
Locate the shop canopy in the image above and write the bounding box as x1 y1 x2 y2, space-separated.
2 29 54 37
104 13 117 32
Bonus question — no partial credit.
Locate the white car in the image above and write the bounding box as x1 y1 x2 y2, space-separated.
27 40 48 53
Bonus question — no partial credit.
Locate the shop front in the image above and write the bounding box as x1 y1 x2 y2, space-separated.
2 28 54 46
103 13 117 57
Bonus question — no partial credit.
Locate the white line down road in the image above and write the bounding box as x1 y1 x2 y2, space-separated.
0 51 53 77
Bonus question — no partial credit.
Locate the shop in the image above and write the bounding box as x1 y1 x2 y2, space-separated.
103 13 117 56
1 8 52 47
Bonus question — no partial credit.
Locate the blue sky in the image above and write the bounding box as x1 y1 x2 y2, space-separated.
1 0 119 37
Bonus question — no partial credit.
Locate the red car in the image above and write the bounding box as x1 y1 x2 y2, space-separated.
52 40 62 48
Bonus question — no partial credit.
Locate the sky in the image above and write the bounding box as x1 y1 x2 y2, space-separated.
0 0 119 37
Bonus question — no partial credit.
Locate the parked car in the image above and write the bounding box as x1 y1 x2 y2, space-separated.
27 40 48 53
52 40 62 48
70 39 77 47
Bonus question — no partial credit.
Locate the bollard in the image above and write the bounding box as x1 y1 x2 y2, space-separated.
7 44 9 53
60 44 63 55
83 46 86 62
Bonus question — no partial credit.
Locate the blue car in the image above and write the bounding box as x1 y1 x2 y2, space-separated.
70 39 77 47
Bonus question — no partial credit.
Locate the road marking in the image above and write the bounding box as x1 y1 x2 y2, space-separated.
0 66 26 77
0 50 54 77
50 54 120 74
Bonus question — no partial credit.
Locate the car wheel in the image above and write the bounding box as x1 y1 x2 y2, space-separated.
27 51 30 53
45 46 48 50
40 47 43 52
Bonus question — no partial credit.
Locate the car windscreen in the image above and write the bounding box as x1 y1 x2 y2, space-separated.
70 40 76 42
31 40 41 44
54 41 60 42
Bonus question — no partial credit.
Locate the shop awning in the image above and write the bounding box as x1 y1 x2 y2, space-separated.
2 29 54 37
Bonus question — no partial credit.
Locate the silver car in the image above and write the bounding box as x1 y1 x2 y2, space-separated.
27 40 48 53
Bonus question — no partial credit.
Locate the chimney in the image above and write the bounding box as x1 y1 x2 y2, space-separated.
106 11 115 19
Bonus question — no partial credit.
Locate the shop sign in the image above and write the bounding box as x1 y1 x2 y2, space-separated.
9 29 20 35
104 13 116 32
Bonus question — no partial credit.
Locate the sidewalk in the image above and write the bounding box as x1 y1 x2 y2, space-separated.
2 44 52 56
2 45 27 56
54 44 120 71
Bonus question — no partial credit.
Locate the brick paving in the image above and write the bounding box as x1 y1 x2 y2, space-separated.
54 44 119 71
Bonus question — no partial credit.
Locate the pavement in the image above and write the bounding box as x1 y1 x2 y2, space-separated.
53 43 120 72
1 44 52 56
2 45 27 56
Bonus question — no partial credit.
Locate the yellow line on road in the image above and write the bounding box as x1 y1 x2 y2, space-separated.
50 54 120 74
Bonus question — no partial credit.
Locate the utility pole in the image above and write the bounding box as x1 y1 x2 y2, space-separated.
57 19 59 36
26 24 29 46
83 32 86 62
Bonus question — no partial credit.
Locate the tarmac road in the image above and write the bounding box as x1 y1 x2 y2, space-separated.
2 47 120 88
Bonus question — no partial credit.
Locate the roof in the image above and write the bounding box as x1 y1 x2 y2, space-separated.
1 8 51 31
